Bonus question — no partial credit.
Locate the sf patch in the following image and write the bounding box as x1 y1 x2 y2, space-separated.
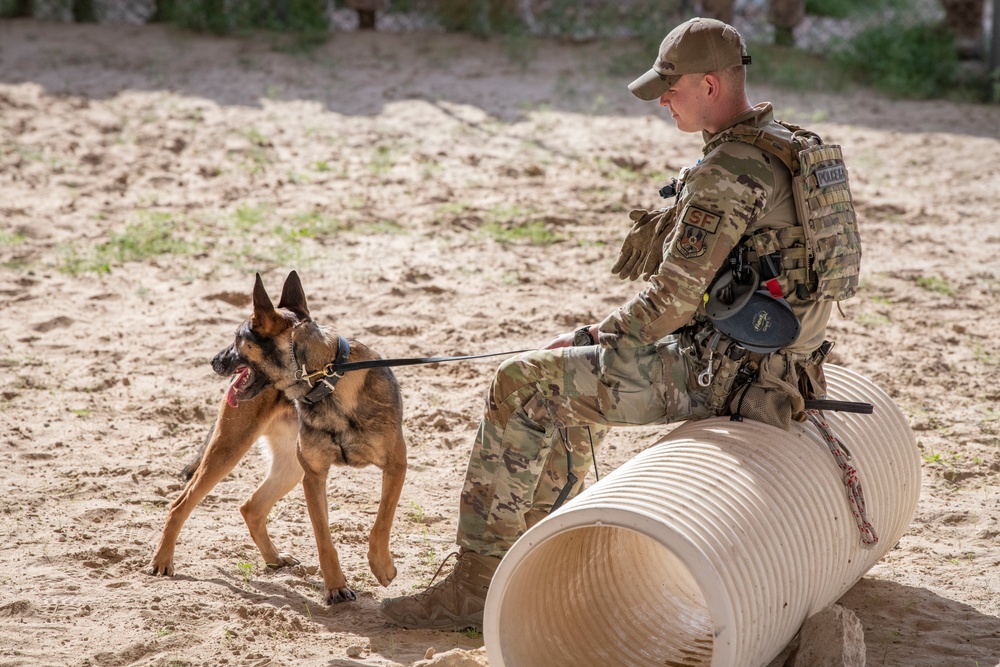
677 224 708 259
681 205 721 234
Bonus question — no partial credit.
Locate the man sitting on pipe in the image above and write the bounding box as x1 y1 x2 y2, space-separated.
382 16 861 631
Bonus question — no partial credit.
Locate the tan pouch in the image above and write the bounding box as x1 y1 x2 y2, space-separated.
728 353 805 430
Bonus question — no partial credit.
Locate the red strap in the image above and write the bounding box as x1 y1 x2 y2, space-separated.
765 278 784 298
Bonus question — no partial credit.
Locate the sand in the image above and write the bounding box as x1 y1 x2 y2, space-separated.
1 19 1000 667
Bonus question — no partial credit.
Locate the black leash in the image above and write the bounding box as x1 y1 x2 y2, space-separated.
299 335 533 404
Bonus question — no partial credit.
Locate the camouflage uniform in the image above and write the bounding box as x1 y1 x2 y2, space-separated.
457 102 831 557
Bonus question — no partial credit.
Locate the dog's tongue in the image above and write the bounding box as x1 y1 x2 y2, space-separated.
226 367 249 408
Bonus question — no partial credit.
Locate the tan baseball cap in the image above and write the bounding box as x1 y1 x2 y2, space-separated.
628 18 750 101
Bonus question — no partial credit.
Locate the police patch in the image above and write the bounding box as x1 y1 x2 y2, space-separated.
815 164 847 188
681 205 721 234
677 224 708 259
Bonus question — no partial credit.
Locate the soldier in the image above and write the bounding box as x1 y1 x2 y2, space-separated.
381 17 857 631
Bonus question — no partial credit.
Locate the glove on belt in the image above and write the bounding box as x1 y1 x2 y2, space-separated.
611 206 676 281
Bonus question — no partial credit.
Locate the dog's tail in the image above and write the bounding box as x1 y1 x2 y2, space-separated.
180 425 214 480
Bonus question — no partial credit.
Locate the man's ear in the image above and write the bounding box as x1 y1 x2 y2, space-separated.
277 270 310 319
703 72 721 99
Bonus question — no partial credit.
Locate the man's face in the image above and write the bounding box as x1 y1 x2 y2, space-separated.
658 74 710 133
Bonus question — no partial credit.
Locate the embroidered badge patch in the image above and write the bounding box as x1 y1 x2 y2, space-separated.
681 206 721 234
677 225 708 259
815 164 847 188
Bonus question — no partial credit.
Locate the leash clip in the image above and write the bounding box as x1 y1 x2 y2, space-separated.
295 365 314 386
698 331 721 387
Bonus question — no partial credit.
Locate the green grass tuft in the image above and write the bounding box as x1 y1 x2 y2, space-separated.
915 275 955 296
482 220 560 246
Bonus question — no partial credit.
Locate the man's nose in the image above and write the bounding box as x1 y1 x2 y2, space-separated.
658 91 671 107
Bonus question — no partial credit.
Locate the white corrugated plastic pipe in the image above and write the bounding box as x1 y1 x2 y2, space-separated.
483 364 920 667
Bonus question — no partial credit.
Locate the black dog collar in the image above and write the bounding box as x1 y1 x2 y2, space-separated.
298 335 351 405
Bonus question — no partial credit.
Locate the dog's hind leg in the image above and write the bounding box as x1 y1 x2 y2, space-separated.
180 423 213 481
368 428 407 587
240 408 303 569
150 387 285 576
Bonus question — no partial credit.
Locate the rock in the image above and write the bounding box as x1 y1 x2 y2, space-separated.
409 646 488 667
787 604 866 667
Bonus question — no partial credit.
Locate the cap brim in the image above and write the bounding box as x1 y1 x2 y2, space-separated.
628 69 680 101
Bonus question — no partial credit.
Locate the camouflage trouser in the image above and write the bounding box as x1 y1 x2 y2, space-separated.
456 335 713 557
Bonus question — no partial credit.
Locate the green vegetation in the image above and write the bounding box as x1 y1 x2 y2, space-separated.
0 230 25 246
832 23 959 99
278 210 345 240
973 344 1000 366
856 312 892 329
915 275 955 296
482 219 560 245
155 0 329 36
233 203 276 231
747 44 851 94
50 202 399 278
236 559 254 586
432 0 524 38
368 145 397 178
97 212 195 263
806 0 905 19
58 211 198 276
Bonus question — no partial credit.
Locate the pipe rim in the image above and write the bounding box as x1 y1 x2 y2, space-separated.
484 504 737 667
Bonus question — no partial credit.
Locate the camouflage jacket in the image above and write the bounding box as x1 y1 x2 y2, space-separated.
598 103 831 356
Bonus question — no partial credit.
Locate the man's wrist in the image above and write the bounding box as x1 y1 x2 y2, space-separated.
573 325 595 347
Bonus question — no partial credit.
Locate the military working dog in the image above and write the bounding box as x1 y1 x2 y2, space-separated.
149 271 407 604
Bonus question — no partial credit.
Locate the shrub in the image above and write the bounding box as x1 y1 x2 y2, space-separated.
832 22 958 99
159 0 328 35
805 0 905 19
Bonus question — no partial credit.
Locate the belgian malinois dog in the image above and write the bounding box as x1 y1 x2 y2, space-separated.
149 271 407 604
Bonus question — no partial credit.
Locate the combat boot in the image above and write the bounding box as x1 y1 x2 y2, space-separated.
380 549 501 631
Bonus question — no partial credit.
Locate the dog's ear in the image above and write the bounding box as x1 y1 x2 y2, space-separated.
278 270 309 319
251 273 279 326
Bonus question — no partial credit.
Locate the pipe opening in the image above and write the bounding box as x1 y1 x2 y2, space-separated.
494 525 714 667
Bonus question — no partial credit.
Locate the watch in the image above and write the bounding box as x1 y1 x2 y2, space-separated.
573 326 595 347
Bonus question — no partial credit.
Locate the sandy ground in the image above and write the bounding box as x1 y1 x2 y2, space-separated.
2 19 1000 667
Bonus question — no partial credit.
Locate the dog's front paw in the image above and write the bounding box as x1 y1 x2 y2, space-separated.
368 549 397 587
149 558 175 577
325 587 357 605
265 552 300 570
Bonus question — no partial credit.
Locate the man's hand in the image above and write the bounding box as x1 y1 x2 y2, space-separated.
543 325 598 350
543 332 576 350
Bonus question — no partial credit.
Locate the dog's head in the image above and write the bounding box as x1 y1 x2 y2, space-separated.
213 271 311 407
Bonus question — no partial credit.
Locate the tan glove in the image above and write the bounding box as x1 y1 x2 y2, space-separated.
611 206 676 281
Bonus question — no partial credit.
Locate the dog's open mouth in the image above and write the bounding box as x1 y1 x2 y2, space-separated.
226 366 252 407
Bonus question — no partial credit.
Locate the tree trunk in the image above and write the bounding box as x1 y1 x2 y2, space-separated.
72 0 97 22
149 0 175 23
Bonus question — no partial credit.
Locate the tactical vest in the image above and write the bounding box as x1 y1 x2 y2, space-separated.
705 120 862 302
